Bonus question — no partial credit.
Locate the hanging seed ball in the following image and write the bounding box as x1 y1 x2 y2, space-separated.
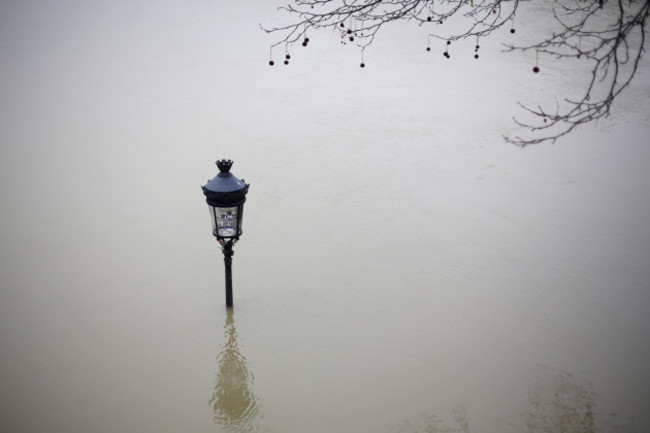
360 62 365 68
269 60 274 66
510 28 515 34
285 54 291 60
284 60 289 65
340 23 345 27
543 117 547 123
302 42 307 47
533 66 540 73
427 16 432 21
426 46 431 52
305 37 310 43
347 29 352 34
447 40 451 45
474 54 479 59
476 45 480 50
349 36 354 41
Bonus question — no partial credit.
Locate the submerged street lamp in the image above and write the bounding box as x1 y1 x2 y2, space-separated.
202 159 250 307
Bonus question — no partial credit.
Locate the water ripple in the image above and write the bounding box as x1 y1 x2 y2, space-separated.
209 309 261 433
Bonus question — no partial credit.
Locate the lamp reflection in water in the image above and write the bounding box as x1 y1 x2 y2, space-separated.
209 308 261 432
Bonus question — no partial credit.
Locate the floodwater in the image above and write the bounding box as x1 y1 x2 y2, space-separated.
1 1 649 432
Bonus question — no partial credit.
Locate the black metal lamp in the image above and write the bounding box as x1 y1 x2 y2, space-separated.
202 159 250 307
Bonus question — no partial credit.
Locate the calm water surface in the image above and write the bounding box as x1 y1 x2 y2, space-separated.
1 1 649 432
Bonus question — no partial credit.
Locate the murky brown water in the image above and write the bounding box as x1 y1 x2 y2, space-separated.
1 1 649 432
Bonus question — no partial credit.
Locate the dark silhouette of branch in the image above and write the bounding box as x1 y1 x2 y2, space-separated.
262 0 649 147
504 0 649 146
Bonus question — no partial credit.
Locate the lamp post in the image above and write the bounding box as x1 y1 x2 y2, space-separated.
202 159 250 307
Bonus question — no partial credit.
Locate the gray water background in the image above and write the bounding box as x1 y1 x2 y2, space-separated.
1 1 649 432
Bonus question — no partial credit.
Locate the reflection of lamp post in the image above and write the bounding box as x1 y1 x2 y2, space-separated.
209 309 260 430
202 159 250 307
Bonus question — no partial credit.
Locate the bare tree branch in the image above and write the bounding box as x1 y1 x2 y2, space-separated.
504 0 649 146
262 0 649 147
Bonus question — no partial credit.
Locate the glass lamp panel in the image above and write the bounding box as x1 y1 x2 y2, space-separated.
215 206 238 238
208 206 217 235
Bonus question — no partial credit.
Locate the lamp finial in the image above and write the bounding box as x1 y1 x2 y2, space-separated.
216 159 233 173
